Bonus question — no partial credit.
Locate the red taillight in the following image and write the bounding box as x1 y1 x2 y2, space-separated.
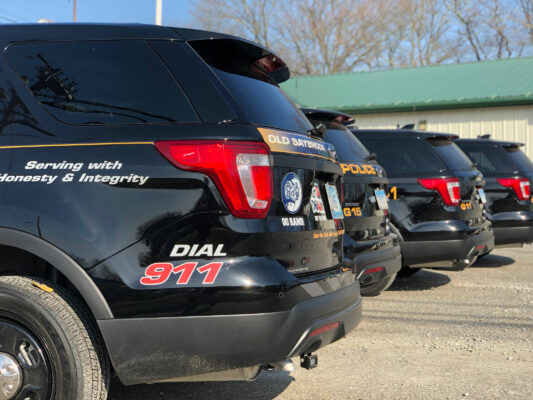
155 141 272 218
417 177 461 206
497 177 530 200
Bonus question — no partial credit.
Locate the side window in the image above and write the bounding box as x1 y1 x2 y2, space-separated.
7 40 199 125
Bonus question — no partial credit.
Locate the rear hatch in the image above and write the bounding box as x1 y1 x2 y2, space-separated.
427 137 485 226
456 140 532 214
355 132 484 227
307 117 389 243
184 37 344 276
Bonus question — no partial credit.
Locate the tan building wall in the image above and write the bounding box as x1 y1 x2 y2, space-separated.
352 105 533 159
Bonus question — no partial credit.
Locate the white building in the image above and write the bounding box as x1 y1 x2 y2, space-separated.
282 58 533 158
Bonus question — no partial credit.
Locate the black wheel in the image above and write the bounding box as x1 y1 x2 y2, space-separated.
360 273 397 297
398 267 421 277
0 276 109 400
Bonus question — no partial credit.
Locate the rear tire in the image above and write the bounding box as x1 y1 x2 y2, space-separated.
0 275 109 400
360 273 397 296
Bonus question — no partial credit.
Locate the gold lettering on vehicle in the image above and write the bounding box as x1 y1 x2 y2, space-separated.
340 163 376 175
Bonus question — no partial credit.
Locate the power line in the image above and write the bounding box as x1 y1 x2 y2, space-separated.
0 7 32 23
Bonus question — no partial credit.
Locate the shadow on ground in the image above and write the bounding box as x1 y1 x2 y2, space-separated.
109 370 294 400
388 269 451 291
470 253 515 268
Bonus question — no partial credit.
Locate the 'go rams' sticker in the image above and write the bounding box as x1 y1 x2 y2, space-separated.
340 163 376 176
258 127 334 161
140 262 223 286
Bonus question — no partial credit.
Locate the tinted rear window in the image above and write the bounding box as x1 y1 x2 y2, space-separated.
356 137 446 176
505 147 533 172
319 120 369 162
7 40 199 125
213 68 312 134
189 39 313 134
429 139 474 171
457 144 519 175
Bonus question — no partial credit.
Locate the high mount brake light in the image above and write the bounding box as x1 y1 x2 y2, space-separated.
155 141 272 218
417 177 461 206
497 177 530 200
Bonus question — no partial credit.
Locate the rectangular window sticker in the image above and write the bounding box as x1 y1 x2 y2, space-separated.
374 189 389 210
325 184 344 219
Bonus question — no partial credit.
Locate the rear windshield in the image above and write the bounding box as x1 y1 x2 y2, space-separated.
190 40 313 134
429 139 475 171
7 40 199 125
213 68 312 134
505 146 533 172
356 137 446 176
318 120 369 162
457 144 519 175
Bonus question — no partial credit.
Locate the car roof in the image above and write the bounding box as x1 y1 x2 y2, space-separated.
301 108 354 123
0 23 290 83
455 137 524 148
351 128 458 140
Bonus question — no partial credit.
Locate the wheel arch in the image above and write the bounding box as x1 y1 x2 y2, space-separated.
0 228 113 320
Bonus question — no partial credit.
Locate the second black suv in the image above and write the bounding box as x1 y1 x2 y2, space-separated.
456 137 533 247
303 109 401 296
353 129 494 273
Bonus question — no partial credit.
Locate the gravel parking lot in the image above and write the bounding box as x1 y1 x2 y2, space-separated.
110 246 533 400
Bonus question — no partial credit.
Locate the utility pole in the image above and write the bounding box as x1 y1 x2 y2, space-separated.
155 0 162 25
73 0 77 22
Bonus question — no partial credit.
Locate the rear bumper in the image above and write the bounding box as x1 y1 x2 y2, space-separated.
490 211 533 246
401 223 494 267
98 271 362 385
353 242 402 286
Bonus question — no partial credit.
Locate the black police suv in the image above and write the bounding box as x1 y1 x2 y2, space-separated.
0 24 362 399
456 136 533 247
352 129 494 273
302 109 401 296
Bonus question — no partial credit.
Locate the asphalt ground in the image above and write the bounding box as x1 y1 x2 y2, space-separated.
109 246 533 399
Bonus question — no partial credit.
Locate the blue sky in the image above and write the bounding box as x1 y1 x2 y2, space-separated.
0 0 194 26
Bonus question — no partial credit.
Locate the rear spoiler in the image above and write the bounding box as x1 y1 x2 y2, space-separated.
427 133 459 140
301 108 355 126
456 135 525 148
178 28 290 84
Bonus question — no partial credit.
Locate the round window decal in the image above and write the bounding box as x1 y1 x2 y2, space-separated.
281 172 303 214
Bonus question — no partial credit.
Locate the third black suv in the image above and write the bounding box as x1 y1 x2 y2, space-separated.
0 24 361 399
303 109 401 296
456 136 533 247
353 129 494 273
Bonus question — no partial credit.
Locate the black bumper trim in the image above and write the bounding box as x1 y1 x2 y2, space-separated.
97 280 362 385
494 225 533 246
401 228 494 267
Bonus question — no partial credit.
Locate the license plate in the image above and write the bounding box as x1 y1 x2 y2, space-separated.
478 188 486 204
374 189 389 210
325 184 344 219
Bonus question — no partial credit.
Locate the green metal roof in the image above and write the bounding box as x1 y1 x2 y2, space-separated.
281 57 533 114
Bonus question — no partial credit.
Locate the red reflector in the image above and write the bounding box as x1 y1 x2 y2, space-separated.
310 322 340 337
155 141 272 218
475 244 486 250
497 177 530 200
363 267 384 275
417 177 461 206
